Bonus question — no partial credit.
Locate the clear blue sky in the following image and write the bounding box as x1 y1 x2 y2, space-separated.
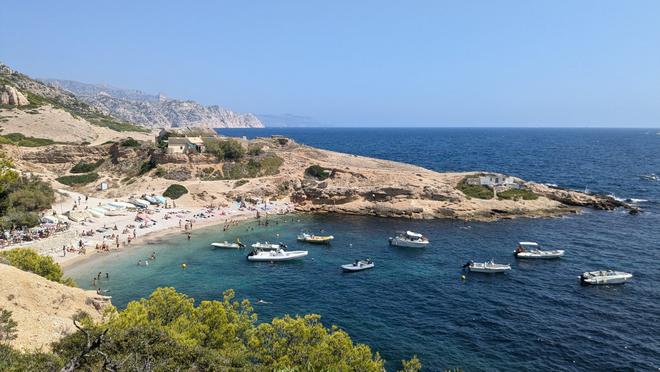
2 1 660 127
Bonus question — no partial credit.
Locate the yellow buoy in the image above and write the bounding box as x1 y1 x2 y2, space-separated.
181 263 187 269
460 275 466 280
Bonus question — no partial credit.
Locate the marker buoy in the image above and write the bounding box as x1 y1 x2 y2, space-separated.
460 275 466 280
181 263 187 269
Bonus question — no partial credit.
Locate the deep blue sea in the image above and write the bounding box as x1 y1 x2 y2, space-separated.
67 128 660 371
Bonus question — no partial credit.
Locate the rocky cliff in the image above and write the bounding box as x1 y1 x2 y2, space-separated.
0 84 29 105
43 79 264 129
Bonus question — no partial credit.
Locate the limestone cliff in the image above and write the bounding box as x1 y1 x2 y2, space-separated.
43 79 264 129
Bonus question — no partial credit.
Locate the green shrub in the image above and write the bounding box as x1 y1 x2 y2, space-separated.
163 184 188 199
0 133 55 147
247 144 263 156
70 159 104 173
497 188 538 200
234 179 249 188
56 173 99 186
0 171 55 229
120 138 140 147
305 165 331 180
222 155 284 179
204 138 245 161
154 167 167 177
0 248 75 286
457 177 494 199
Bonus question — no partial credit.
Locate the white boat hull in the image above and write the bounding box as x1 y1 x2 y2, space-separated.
212 242 243 249
389 237 429 248
515 250 565 259
581 271 633 285
341 262 375 272
467 262 511 273
247 250 308 262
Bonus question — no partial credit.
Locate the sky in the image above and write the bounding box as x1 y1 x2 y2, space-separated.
2 1 660 127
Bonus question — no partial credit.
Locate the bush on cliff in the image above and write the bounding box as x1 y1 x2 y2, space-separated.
0 156 55 229
204 138 245 161
70 159 104 173
457 177 494 199
0 133 55 147
305 164 331 180
163 184 188 199
497 188 539 200
56 173 99 186
0 248 75 286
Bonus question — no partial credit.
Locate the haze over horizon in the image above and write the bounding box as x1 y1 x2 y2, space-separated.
2 1 659 127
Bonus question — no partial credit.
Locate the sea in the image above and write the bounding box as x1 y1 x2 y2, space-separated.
66 128 660 371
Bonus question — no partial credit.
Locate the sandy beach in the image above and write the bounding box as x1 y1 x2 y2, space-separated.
1 188 294 270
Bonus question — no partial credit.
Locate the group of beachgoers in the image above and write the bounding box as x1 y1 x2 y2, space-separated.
1 221 70 247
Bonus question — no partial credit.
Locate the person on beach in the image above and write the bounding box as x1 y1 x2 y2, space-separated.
105 272 109 279
187 232 191 240
63 245 66 257
97 272 102 280
92 277 96 286
133 229 137 238
137 260 142 266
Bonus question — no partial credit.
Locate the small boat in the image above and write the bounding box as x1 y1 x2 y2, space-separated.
341 259 375 272
297 233 334 244
580 270 633 285
211 241 246 249
389 231 429 248
144 195 159 204
251 242 287 250
154 196 167 204
640 173 658 181
247 248 308 262
514 241 564 259
129 199 151 208
463 260 511 273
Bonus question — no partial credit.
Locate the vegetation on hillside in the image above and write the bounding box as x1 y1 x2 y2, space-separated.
0 248 75 286
0 133 56 147
0 72 148 133
56 173 99 186
0 153 55 229
119 137 141 147
70 159 104 174
497 188 539 200
204 138 245 161
163 184 188 199
305 164 332 180
0 287 421 371
221 155 284 179
457 177 494 199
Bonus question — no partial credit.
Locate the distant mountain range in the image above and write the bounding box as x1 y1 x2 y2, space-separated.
41 79 263 129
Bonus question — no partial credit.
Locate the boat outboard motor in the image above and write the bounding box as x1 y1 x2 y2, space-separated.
238 242 246 248
462 261 473 269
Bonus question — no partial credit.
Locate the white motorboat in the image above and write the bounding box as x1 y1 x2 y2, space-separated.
341 259 375 272
251 242 286 250
247 248 308 262
514 241 564 259
389 231 429 248
211 241 245 249
463 260 511 273
580 270 633 285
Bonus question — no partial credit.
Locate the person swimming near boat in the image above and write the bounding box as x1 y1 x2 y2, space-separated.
150 251 156 260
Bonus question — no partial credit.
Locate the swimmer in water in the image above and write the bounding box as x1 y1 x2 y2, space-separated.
257 299 271 304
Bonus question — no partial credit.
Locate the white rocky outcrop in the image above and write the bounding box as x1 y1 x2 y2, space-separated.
0 84 29 106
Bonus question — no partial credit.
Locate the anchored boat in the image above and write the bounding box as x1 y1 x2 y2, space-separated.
514 241 564 259
251 242 287 250
341 259 375 272
389 231 429 248
247 248 308 262
580 270 633 285
211 241 246 249
464 260 511 273
297 232 334 244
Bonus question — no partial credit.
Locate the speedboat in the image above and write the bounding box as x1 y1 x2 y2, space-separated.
211 241 245 249
580 270 633 285
251 242 286 250
341 259 375 272
514 241 564 259
297 233 334 244
389 231 429 248
463 260 511 273
247 248 308 262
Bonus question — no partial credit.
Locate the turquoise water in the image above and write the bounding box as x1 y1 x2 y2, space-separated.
67 129 660 371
